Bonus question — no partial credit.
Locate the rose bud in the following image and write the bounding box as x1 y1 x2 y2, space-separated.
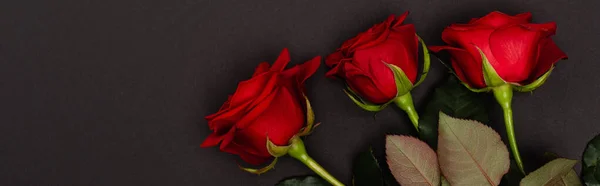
429 11 568 173
326 12 430 131
201 49 343 186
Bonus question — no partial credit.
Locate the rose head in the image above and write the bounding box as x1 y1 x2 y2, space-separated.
430 11 568 90
326 12 425 105
201 49 320 165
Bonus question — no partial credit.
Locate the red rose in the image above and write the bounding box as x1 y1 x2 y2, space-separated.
326 12 420 104
429 11 568 89
201 49 320 165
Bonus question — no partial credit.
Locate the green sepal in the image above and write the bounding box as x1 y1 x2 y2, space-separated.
513 67 554 92
239 158 278 175
266 137 291 157
413 35 431 87
343 88 391 112
477 47 506 87
298 94 317 136
386 63 415 97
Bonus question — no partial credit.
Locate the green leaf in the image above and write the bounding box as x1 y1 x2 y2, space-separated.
437 113 510 185
513 152 581 186
520 158 580 186
352 148 385 186
563 170 582 186
583 134 600 186
385 135 440 186
441 176 450 186
275 175 330 186
418 76 489 149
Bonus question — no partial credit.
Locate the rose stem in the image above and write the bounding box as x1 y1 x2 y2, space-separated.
493 84 525 174
287 137 344 186
392 93 419 131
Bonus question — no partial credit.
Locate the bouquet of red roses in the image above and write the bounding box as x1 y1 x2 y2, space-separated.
201 11 598 186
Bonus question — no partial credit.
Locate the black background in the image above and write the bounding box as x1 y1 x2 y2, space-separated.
1 0 598 185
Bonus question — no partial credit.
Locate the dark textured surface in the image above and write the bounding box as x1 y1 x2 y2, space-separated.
1 0 598 185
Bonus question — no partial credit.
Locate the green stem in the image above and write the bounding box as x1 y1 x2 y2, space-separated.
492 84 525 174
287 137 344 186
393 93 419 131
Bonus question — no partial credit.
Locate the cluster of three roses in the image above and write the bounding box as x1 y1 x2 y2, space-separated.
201 11 567 185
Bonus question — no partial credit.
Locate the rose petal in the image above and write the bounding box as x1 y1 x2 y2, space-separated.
441 26 498 63
530 38 567 81
281 56 321 88
205 95 233 121
325 50 344 67
280 56 321 105
451 60 470 86
229 72 278 107
521 22 557 37
252 62 271 77
352 23 418 84
429 46 486 88
392 12 410 28
270 48 290 72
489 24 544 82
325 62 342 78
389 23 419 82
255 87 305 146
221 141 272 165
206 73 278 131
205 101 249 133
235 87 304 158
367 59 398 98
234 87 278 129
343 15 394 53
200 133 223 147
469 11 531 27
347 75 394 104
515 12 533 22
218 126 237 150
218 95 233 111
343 62 394 104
